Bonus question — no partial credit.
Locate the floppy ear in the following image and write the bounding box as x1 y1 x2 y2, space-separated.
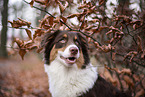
41 30 60 65
77 33 90 69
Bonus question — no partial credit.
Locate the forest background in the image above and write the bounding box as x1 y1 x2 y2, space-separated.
0 0 145 97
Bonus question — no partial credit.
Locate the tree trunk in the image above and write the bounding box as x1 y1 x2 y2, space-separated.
0 0 9 58
117 0 133 16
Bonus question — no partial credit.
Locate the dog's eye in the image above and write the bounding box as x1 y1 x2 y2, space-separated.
55 39 67 48
59 39 67 44
75 40 79 45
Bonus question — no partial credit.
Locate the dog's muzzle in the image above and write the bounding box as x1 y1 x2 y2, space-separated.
60 46 79 65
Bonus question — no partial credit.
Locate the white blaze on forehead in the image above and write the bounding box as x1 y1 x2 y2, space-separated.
58 44 80 59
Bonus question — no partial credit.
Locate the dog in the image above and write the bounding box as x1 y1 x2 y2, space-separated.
41 30 129 97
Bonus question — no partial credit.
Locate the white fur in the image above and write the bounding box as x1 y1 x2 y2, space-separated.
44 44 98 97
59 44 80 58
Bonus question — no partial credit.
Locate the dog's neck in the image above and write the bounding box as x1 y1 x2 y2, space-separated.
44 57 98 97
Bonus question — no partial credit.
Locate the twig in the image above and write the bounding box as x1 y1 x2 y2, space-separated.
116 53 145 68
22 0 102 46
0 24 47 31
5 45 19 50
23 0 55 18
79 14 87 31
125 24 137 45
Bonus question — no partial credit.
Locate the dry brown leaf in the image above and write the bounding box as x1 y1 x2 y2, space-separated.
88 19 99 23
94 41 101 48
101 44 115 53
29 0 34 7
119 68 131 75
49 16 54 26
35 0 46 5
124 51 138 62
135 89 145 97
85 25 96 31
115 15 131 23
141 50 145 58
43 24 51 29
19 49 27 60
33 29 45 39
24 40 33 48
78 4 88 9
86 6 96 15
133 74 140 82
105 65 131 75
67 13 81 18
123 75 134 88
106 30 113 35
104 69 117 85
56 0 68 14
39 15 49 28
54 17 60 23
61 16 67 24
112 52 116 61
133 24 137 30
18 18 31 27
14 38 24 48
37 47 43 53
137 36 142 52
130 20 142 29
27 45 38 51
99 0 104 5
8 20 26 28
8 18 31 28
25 29 32 40
80 22 85 30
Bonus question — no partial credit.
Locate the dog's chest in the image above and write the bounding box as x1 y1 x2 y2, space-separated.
44 61 98 97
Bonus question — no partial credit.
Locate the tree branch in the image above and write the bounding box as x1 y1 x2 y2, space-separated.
22 0 102 46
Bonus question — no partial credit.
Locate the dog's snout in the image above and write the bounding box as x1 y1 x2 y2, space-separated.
70 47 78 55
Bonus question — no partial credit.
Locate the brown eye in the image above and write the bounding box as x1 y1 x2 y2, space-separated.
75 40 79 45
55 39 67 48
59 39 66 44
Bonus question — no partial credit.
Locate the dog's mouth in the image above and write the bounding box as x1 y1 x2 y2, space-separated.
60 56 76 64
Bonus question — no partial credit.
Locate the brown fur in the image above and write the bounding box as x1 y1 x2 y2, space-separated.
76 50 84 68
49 44 68 63
42 30 130 97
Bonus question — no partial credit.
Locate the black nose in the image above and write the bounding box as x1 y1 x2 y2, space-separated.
70 47 78 55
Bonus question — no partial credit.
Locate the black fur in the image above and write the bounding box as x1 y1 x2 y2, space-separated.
41 30 90 68
76 33 90 69
42 30 130 97
41 30 60 64
80 76 130 97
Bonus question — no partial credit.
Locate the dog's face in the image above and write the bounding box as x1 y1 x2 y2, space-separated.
41 30 90 68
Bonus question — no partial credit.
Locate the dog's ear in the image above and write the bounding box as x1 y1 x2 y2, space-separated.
77 33 90 69
41 30 60 65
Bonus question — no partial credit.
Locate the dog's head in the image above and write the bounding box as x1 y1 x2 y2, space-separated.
41 30 90 69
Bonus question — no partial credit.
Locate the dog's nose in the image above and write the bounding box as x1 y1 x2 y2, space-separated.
70 47 78 55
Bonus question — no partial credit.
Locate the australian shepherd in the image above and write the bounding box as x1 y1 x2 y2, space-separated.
41 30 129 97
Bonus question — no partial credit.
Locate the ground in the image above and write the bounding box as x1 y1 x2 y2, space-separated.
0 53 144 97
0 53 51 97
